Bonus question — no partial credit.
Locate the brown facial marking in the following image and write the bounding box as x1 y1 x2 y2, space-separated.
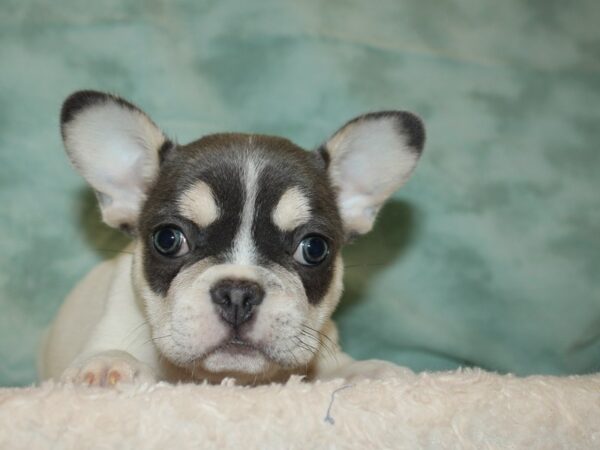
138 133 344 304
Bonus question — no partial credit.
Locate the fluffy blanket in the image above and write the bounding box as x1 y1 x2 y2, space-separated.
1 369 598 449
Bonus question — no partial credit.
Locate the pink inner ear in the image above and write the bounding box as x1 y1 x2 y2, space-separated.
326 115 421 235
62 97 167 230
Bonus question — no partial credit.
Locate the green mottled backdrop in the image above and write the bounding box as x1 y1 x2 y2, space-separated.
1 0 599 386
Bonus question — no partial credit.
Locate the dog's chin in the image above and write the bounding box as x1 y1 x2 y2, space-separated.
200 342 272 374
161 336 312 381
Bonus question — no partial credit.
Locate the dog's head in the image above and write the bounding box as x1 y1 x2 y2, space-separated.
60 91 425 380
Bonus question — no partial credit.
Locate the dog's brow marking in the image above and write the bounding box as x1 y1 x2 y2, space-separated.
230 153 263 265
272 186 312 231
178 181 220 227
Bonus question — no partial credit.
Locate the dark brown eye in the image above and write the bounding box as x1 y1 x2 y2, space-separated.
152 227 189 257
293 236 329 266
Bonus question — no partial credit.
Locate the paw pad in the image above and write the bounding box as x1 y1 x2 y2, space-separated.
61 351 156 387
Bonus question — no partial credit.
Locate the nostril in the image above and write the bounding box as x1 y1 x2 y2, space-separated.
211 287 231 306
241 293 257 311
244 283 264 307
210 279 265 326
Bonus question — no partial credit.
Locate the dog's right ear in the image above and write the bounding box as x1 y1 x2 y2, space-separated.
60 90 172 232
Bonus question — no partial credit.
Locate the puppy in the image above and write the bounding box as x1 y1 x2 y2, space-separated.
38 91 425 386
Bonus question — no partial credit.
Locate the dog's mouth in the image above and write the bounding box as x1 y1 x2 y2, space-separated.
200 335 269 360
170 332 314 379
217 338 261 356
187 336 278 377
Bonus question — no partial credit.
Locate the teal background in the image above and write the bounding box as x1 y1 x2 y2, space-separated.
1 0 599 386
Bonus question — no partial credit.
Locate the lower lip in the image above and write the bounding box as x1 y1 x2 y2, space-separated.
220 340 260 355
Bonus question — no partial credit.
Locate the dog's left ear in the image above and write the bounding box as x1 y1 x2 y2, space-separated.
60 90 171 231
319 111 425 236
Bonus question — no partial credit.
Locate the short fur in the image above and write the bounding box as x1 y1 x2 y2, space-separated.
39 90 425 386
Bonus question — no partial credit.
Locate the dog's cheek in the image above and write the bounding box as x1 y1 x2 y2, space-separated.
305 255 345 331
166 263 230 360
246 267 311 364
249 290 305 343
132 243 168 331
132 247 182 363
251 294 314 366
133 247 227 364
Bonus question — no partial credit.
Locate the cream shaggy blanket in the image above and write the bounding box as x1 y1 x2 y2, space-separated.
1 369 599 449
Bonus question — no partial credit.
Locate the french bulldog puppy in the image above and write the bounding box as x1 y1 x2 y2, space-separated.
38 91 425 386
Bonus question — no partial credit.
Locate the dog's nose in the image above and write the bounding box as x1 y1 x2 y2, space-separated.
210 279 264 327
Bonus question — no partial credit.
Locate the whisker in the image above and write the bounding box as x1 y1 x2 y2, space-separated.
152 334 172 342
301 325 339 364
302 324 338 350
298 329 321 344
139 334 172 347
299 327 330 352
299 329 336 360
292 338 317 377
286 347 301 368
294 336 317 355
122 320 150 347
315 337 336 361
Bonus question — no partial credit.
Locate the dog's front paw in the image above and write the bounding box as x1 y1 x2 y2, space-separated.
61 350 156 387
322 359 414 382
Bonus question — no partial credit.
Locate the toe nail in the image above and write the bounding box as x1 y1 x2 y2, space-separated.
83 373 95 385
108 371 122 385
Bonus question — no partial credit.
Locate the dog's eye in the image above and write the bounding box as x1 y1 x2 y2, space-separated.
293 235 329 266
152 227 189 257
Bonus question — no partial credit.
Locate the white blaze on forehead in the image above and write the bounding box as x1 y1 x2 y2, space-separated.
230 153 264 265
272 186 312 232
178 180 220 227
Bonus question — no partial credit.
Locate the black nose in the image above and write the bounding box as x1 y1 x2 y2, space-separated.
210 279 264 327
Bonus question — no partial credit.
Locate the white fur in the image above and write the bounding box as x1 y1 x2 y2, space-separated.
326 116 419 234
41 245 165 381
272 186 312 232
178 181 220 227
62 99 166 228
5 371 599 449
230 152 264 265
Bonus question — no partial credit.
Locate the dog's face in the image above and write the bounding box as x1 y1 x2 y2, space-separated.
60 91 424 379
137 134 346 377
